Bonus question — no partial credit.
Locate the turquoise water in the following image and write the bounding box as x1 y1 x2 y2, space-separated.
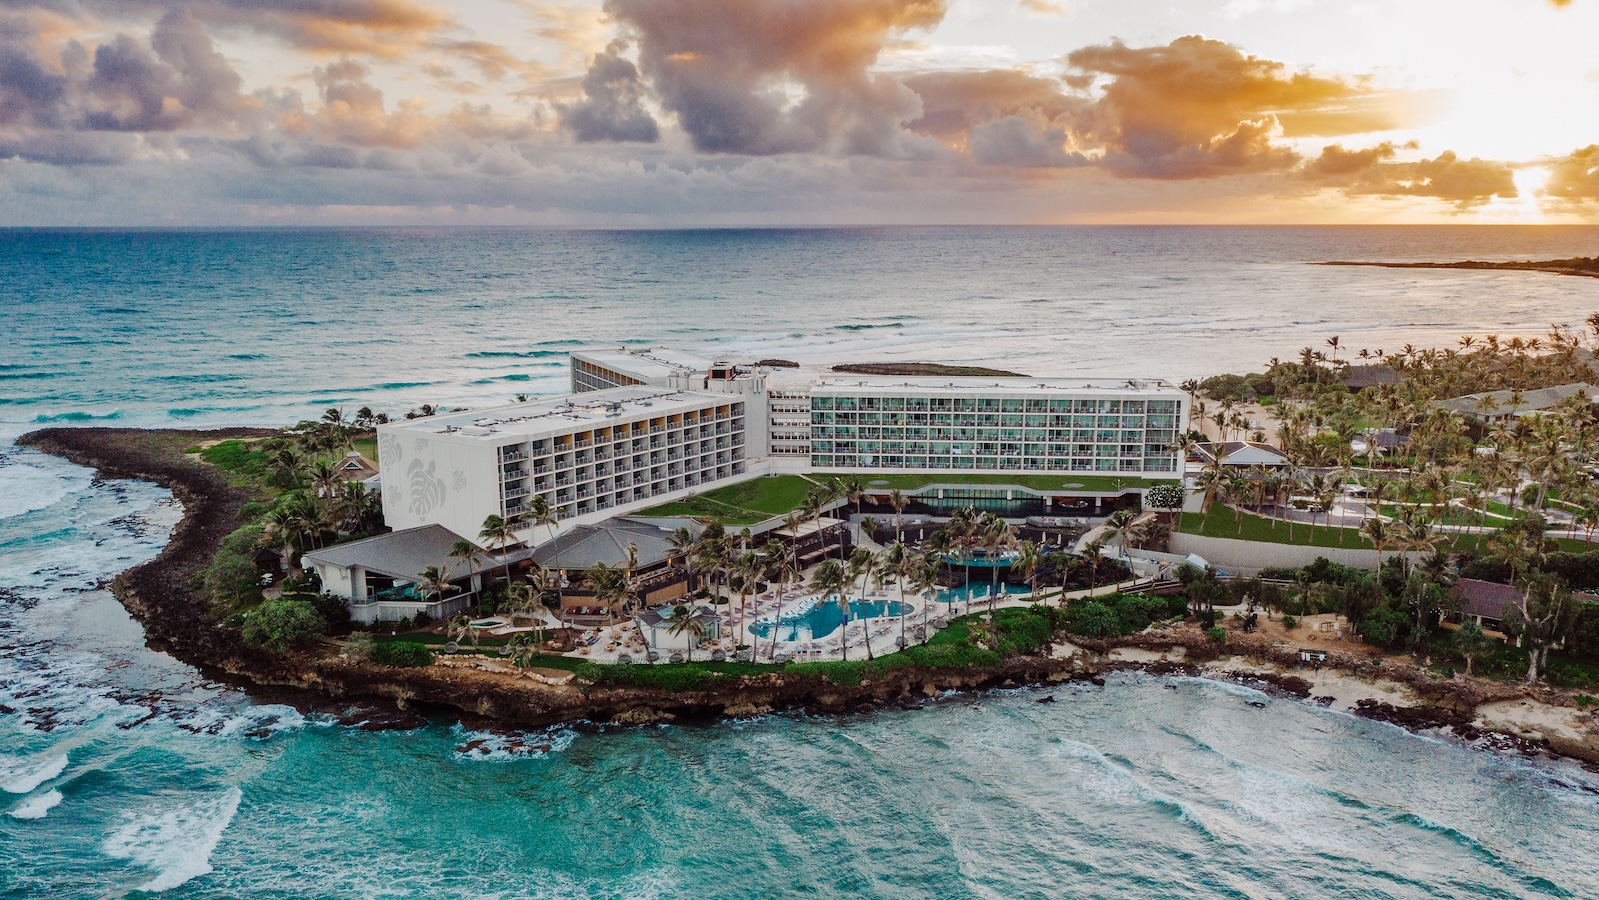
937 582 1035 605
4 227 1598 896
750 597 911 641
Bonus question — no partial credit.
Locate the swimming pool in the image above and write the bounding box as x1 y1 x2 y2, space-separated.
940 550 1020 568
751 597 912 641
936 583 1034 604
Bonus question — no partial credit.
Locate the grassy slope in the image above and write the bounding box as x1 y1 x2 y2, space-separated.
638 475 819 524
1178 509 1489 553
638 471 1172 523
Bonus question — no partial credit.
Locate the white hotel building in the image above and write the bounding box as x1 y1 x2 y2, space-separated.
374 347 1185 546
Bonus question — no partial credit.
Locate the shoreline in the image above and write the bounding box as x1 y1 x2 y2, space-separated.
1317 258 1598 278
14 425 1599 767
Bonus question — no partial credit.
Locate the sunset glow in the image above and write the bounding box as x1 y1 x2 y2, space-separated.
0 0 1594 224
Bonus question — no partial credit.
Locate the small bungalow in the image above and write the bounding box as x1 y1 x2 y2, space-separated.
303 524 485 624
1433 383 1598 422
1448 577 1599 633
635 605 722 653
335 451 380 483
532 518 702 621
1192 441 1290 469
1342 365 1401 391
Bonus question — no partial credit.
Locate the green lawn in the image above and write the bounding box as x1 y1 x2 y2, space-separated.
353 436 378 463
1178 509 1487 553
637 474 819 524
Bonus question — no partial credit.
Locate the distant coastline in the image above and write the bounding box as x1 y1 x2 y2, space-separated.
1317 257 1598 278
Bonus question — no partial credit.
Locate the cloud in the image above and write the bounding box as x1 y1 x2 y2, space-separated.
192 0 451 59
1064 35 1383 178
560 39 658 142
901 69 1083 143
1307 142 1517 208
602 0 944 156
1018 0 1069 15
967 113 1085 167
1536 144 1598 211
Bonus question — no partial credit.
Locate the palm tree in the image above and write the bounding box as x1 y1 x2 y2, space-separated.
848 546 878 659
666 604 709 661
880 541 910 649
450 538 485 600
808 560 851 660
1360 517 1391 571
887 489 907 539
1047 550 1081 606
730 549 761 651
1102 509 1149 568
418 564 454 604
761 539 797 660
478 514 517 589
1013 539 1042 601
911 555 939 643
308 460 341 500
507 581 547 649
526 493 558 545
978 514 1013 616
1082 538 1106 596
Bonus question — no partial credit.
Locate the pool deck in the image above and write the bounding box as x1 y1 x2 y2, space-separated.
564 576 1155 665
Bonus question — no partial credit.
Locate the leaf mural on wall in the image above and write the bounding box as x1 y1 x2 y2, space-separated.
378 432 403 466
408 459 447 516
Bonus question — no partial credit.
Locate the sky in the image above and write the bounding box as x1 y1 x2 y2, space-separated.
0 0 1594 225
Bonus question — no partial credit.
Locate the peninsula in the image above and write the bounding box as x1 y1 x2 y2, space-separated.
17 335 1599 764
1317 257 1598 277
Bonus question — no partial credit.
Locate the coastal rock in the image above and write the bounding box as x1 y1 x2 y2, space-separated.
723 702 773 717
611 707 674 725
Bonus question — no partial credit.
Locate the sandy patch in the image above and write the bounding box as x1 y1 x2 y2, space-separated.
1475 699 1599 750
1108 647 1173 664
1203 655 1418 712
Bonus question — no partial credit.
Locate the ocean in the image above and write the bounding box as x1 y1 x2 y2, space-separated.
2 226 1597 897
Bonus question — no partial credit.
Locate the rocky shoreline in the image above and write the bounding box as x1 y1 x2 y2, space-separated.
16 426 1599 767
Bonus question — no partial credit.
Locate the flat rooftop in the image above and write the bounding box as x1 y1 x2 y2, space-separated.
808 375 1180 395
383 385 737 440
571 347 718 380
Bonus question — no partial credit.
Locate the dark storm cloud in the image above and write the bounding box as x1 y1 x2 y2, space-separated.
601 0 944 157
561 40 658 143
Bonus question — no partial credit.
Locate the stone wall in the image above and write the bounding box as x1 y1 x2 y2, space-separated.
1168 533 1422 574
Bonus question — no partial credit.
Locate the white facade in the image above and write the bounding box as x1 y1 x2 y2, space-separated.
377 348 1183 550
377 386 748 544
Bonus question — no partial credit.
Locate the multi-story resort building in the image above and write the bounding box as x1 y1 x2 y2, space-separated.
310 347 1186 622
375 385 748 542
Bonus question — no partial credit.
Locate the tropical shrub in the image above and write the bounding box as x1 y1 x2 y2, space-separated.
242 599 325 652
204 552 259 605
1066 601 1122 638
1205 626 1227 644
371 641 433 667
1144 483 1186 512
1360 606 1408 648
1281 615 1298 629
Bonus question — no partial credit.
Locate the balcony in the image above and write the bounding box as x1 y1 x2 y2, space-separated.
499 465 526 480
498 450 527 464
502 485 531 500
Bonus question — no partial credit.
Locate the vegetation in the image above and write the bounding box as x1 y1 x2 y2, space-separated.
572 605 1060 689
241 598 326 652
370 641 434 667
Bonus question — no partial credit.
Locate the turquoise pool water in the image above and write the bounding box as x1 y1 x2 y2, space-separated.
937 582 1035 604
940 551 1019 568
750 598 911 642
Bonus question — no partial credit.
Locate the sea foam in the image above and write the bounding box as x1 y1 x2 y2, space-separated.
9 788 64 820
0 751 68 794
103 786 243 892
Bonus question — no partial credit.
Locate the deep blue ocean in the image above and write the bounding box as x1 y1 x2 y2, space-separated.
3 226 1597 897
